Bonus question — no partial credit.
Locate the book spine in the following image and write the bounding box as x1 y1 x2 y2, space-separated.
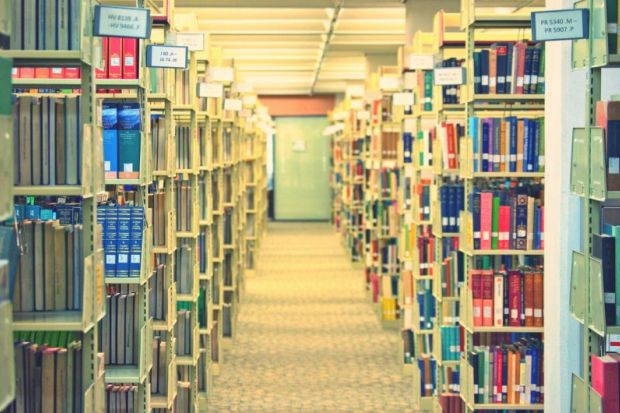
102 103 118 179
129 206 143 278
508 270 522 326
116 207 131 278
482 270 494 327
122 38 138 79
494 273 504 327
117 103 141 179
104 206 118 277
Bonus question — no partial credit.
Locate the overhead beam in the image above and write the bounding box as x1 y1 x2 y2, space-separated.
310 1 343 94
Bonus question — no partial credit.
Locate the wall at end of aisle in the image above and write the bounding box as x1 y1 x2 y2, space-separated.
258 95 336 117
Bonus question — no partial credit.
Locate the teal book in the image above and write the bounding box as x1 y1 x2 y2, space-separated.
118 103 141 180
608 225 620 322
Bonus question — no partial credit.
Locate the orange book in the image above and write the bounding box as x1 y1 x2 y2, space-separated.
524 270 535 326
533 269 544 327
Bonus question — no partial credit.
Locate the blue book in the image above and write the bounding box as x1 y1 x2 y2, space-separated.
505 43 514 93
480 49 489 94
523 47 533 94
440 186 449 233
447 185 457 233
117 103 142 179
481 120 489 172
515 189 529 250
116 207 131 277
25 205 41 220
531 120 539 172
129 206 144 277
493 119 501 172
102 103 119 179
403 132 413 164
509 117 518 172
55 205 78 225
473 52 482 94
14 205 24 222
470 117 479 172
495 44 508 94
523 119 530 172
456 185 464 232
104 206 118 277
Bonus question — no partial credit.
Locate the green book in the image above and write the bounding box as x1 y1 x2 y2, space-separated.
0 57 11 116
423 71 433 111
117 103 142 180
491 196 500 249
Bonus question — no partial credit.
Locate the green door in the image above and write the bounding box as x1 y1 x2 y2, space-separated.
274 116 331 220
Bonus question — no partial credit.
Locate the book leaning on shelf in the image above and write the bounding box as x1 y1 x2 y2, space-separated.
473 43 545 95
11 202 84 312
175 239 194 296
470 182 544 251
176 368 193 412
176 180 193 232
149 261 167 321
13 96 82 186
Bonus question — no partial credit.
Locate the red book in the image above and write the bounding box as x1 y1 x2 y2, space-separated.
592 354 620 413
524 270 535 326
34 67 50 78
496 348 503 402
508 270 522 326
50 68 65 79
108 37 123 79
122 38 138 79
20 67 35 78
64 68 81 79
446 123 456 169
498 205 510 249
96 37 109 79
471 269 483 327
11 68 20 78
515 42 527 94
533 269 544 327
482 269 494 326
480 192 493 250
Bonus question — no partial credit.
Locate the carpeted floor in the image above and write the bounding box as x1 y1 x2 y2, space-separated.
207 222 414 412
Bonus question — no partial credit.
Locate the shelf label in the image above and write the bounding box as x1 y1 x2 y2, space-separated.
146 45 188 69
531 9 589 41
379 76 401 91
210 67 235 82
171 32 206 51
94 5 151 39
433 67 465 85
197 82 224 98
224 99 242 111
393 92 414 106
408 54 435 70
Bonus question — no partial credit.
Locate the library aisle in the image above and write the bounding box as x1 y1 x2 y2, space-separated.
208 222 414 412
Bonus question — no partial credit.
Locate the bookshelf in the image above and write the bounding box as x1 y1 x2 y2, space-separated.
0 54 14 411
568 0 620 411
458 1 546 412
1 0 108 411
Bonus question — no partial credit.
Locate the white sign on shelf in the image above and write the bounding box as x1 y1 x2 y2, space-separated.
393 92 414 106
379 76 401 91
209 67 235 83
408 54 435 70
197 82 224 98
433 67 465 86
94 5 151 39
146 45 188 69
224 98 243 112
531 9 589 41
350 99 364 110
171 32 206 51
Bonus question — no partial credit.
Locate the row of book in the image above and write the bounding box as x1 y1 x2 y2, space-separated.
199 229 209 275
439 393 464 413
102 288 139 365
176 305 194 357
440 325 462 361
97 37 139 80
97 205 145 278
468 338 544 405
103 103 142 180
596 100 620 191
439 184 465 233
418 356 438 397
415 70 433 112
416 180 432 222
176 125 192 170
174 240 195 296
149 262 168 321
10 333 83 412
415 234 435 276
439 249 465 299
151 115 168 173
10 0 81 51
105 385 138 412
417 284 437 330
12 66 81 81
471 267 544 328
377 168 399 199
440 365 461 395
151 192 168 247
470 116 545 174
473 43 545 95
440 58 464 104
175 180 194 232
380 131 399 160
13 96 82 186
471 185 544 251
437 122 464 170
199 176 211 221
13 219 83 312
150 335 169 396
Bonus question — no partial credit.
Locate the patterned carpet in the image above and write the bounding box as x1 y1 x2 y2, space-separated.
207 222 414 412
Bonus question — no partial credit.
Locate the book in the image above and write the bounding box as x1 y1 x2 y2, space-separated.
122 38 138 79
592 354 620 413
117 103 141 179
102 103 119 179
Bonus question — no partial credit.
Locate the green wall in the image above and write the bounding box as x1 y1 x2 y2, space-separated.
274 116 330 220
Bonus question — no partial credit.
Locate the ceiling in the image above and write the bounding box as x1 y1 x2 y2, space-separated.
174 2 406 95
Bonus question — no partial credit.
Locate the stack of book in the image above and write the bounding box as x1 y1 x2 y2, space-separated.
437 122 464 170
97 205 144 279
470 184 544 251
417 283 436 330
103 102 142 180
416 180 432 222
379 168 399 199
469 116 545 174
439 184 464 233
473 43 545 95
470 266 544 328
96 37 139 80
440 326 462 361
417 233 435 277
439 239 463 298
416 70 433 111
417 129 434 168
13 96 82 186
176 125 192 170
102 287 139 365
381 131 399 160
